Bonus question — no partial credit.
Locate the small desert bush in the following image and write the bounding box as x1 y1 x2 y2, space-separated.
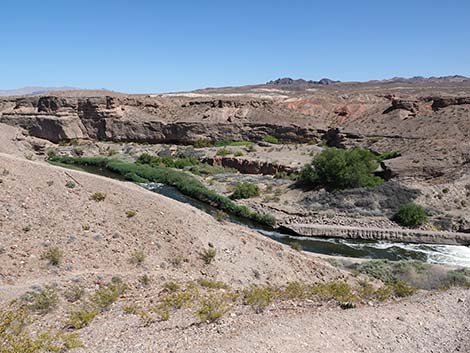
197 278 229 290
194 138 213 148
90 192 106 202
138 310 156 327
122 304 140 315
234 151 244 157
66 308 98 329
243 285 276 313
282 281 308 300
216 148 231 156
215 210 228 222
129 250 146 265
386 281 416 297
138 274 151 286
196 296 227 323
65 180 76 189
152 305 170 321
310 281 356 303
22 286 59 314
443 268 470 287
90 280 127 311
290 241 303 252
231 182 260 200
40 247 63 266
199 247 217 265
46 148 57 158
162 291 194 310
63 284 85 303
393 202 427 227
164 281 181 292
126 210 137 218
1 306 83 352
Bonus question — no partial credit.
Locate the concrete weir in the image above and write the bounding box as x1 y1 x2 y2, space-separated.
280 224 470 246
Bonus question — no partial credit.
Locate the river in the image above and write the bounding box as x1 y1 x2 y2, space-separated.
57 162 470 267
145 182 470 267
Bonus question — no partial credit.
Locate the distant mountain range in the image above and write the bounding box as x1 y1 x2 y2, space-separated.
1 75 469 97
265 75 469 86
0 86 80 97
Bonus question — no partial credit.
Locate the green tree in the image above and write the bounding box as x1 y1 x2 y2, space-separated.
393 203 427 227
300 147 382 190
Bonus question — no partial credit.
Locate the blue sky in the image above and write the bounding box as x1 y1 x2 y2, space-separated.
1 0 469 93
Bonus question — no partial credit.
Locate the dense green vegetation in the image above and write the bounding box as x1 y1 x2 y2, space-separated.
377 150 401 162
231 182 260 200
214 140 254 147
300 147 383 190
136 153 229 176
262 135 279 144
393 202 428 227
193 138 213 148
49 156 276 226
215 148 231 156
354 259 469 290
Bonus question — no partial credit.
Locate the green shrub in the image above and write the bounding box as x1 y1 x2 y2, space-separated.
310 281 356 302
200 247 217 265
22 286 59 314
243 285 276 313
387 281 416 297
377 150 401 162
126 210 137 218
66 308 98 329
197 278 229 289
90 280 127 311
63 285 85 303
196 296 227 323
300 147 383 190
122 304 140 314
41 247 63 266
129 250 146 265
138 274 151 286
444 269 470 287
215 210 228 222
164 281 181 292
215 140 253 147
0 306 83 352
393 203 427 227
216 148 231 156
65 180 76 189
356 260 396 283
290 242 303 252
90 192 106 202
194 139 213 148
231 182 260 199
46 148 57 158
234 151 244 157
263 135 279 144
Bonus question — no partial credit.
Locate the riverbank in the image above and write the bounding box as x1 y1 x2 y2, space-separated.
281 223 470 246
